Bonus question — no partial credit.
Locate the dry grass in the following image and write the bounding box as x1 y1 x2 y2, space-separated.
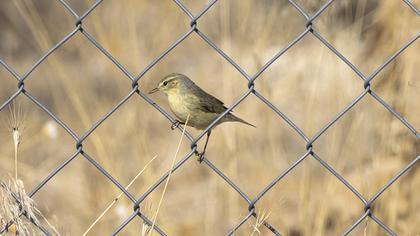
0 176 38 236
0 0 418 235
82 155 158 236
1 103 59 236
149 115 189 236
249 208 271 236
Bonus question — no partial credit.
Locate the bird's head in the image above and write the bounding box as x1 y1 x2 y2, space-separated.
149 73 192 95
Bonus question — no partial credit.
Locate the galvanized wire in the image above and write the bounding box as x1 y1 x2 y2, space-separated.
0 0 418 235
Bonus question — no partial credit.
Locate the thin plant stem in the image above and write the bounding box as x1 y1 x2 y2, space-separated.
14 130 20 180
14 146 18 180
250 209 270 236
148 115 190 236
10 103 22 181
82 155 158 236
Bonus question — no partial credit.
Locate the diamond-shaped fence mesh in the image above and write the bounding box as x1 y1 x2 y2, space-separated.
0 0 418 235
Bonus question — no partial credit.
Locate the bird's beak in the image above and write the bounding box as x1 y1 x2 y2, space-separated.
148 87 159 94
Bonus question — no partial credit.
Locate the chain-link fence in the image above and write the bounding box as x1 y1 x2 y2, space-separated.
0 0 419 235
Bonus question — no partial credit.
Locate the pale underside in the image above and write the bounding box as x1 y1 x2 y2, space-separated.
166 91 240 130
167 92 224 129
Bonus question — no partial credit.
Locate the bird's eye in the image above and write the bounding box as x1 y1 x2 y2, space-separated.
163 81 168 86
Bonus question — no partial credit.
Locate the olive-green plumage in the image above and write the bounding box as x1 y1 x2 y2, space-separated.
149 73 255 130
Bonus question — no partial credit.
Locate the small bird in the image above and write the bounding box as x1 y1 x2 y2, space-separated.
149 73 255 157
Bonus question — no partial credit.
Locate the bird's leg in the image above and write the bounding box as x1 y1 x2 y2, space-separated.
171 120 185 130
198 130 211 162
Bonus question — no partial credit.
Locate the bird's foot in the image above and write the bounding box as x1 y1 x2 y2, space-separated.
170 120 186 130
171 120 181 130
196 152 205 163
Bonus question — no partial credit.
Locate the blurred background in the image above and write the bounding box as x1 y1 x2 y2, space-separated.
0 0 419 235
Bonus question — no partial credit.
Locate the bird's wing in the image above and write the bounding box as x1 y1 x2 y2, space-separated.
192 86 228 113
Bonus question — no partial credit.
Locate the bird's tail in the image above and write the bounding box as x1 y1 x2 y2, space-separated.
227 113 256 128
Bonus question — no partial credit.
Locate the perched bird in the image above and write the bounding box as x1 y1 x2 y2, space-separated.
149 73 255 156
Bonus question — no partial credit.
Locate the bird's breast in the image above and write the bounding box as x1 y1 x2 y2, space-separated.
166 92 220 129
167 92 196 122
